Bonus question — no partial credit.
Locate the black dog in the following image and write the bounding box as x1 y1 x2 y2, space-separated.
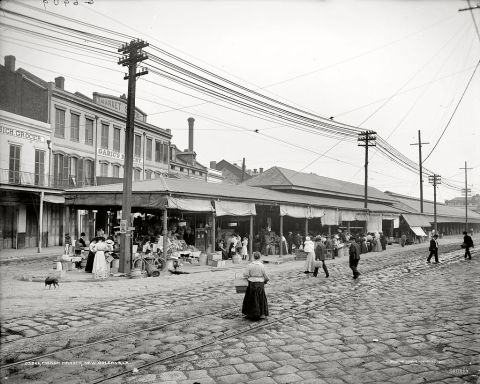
44 277 59 289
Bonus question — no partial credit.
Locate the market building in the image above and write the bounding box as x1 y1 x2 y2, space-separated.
386 191 480 241
64 168 404 257
0 54 218 250
0 56 64 250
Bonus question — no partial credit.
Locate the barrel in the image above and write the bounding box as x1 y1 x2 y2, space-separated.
145 263 160 277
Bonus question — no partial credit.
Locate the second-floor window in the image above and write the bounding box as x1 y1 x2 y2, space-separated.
85 118 94 146
101 123 109 149
84 159 94 185
34 149 45 186
134 168 141 181
9 144 21 184
53 153 69 187
134 134 142 157
146 138 152 161
70 113 80 142
100 162 108 177
155 141 162 163
112 164 120 178
54 108 65 138
113 127 121 152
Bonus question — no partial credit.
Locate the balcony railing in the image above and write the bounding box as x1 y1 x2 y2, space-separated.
0 169 94 190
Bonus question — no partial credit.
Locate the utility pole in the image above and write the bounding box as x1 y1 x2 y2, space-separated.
358 130 377 209
241 157 246 183
428 174 441 233
117 39 149 274
460 161 473 231
410 130 429 213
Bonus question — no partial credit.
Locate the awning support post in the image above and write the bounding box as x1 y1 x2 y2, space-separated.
162 209 168 271
249 215 253 261
37 191 44 253
279 215 283 256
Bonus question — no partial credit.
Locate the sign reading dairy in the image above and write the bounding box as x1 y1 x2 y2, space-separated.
93 93 147 122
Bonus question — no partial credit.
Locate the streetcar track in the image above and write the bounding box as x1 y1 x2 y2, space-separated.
90 250 470 384
0 242 462 348
0 246 471 382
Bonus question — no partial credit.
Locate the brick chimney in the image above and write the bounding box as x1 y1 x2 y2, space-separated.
259 167 264 173
4 55 15 71
210 161 217 169
188 117 195 152
54 76 65 90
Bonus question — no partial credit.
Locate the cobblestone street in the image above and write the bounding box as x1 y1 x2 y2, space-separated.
1 238 479 384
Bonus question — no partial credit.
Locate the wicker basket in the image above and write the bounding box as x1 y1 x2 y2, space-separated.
234 273 248 293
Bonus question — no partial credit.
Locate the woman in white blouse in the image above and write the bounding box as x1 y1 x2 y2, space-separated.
303 236 315 274
242 252 270 320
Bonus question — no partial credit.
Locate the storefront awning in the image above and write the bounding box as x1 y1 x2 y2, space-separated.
167 196 213 212
279 205 324 219
411 226 427 237
215 201 256 216
43 194 65 204
403 214 431 227
321 209 339 225
366 214 382 232
340 211 356 222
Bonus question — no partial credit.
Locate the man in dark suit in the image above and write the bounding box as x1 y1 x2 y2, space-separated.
463 231 474 260
349 237 361 279
427 234 439 263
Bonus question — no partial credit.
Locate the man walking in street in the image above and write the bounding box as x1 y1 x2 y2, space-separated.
427 234 439 263
463 231 474 260
313 236 329 278
349 237 361 279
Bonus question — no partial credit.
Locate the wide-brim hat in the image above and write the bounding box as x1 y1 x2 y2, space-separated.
305 236 311 241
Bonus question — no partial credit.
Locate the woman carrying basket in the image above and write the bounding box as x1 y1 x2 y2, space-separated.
242 252 270 320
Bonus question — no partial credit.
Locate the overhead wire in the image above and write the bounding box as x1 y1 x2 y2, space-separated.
1 0 473 194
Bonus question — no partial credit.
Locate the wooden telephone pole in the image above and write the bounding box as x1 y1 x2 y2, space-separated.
460 161 473 232
358 131 377 209
410 130 429 213
117 39 149 274
428 174 442 233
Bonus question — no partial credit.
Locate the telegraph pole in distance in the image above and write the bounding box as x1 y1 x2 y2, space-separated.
460 161 473 231
358 130 377 209
428 174 441 233
118 39 149 274
241 157 246 183
410 130 429 213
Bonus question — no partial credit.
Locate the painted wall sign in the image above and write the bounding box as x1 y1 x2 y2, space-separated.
0 125 46 143
93 93 146 122
97 148 143 164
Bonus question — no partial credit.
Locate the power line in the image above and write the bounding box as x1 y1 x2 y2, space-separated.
423 58 480 162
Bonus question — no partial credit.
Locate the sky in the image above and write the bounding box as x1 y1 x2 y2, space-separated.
1 0 479 203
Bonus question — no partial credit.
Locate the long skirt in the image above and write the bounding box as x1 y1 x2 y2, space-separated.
304 252 315 272
85 251 95 273
92 251 109 279
242 282 268 319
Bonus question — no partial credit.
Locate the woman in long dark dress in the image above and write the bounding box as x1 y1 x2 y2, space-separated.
84 237 98 273
242 252 270 320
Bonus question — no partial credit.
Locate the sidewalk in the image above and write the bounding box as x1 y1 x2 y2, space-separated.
0 246 64 264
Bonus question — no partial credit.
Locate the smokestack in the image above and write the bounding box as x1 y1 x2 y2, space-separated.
4 55 15 71
188 117 195 152
55 76 65 90
210 161 217 169
259 167 264 173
